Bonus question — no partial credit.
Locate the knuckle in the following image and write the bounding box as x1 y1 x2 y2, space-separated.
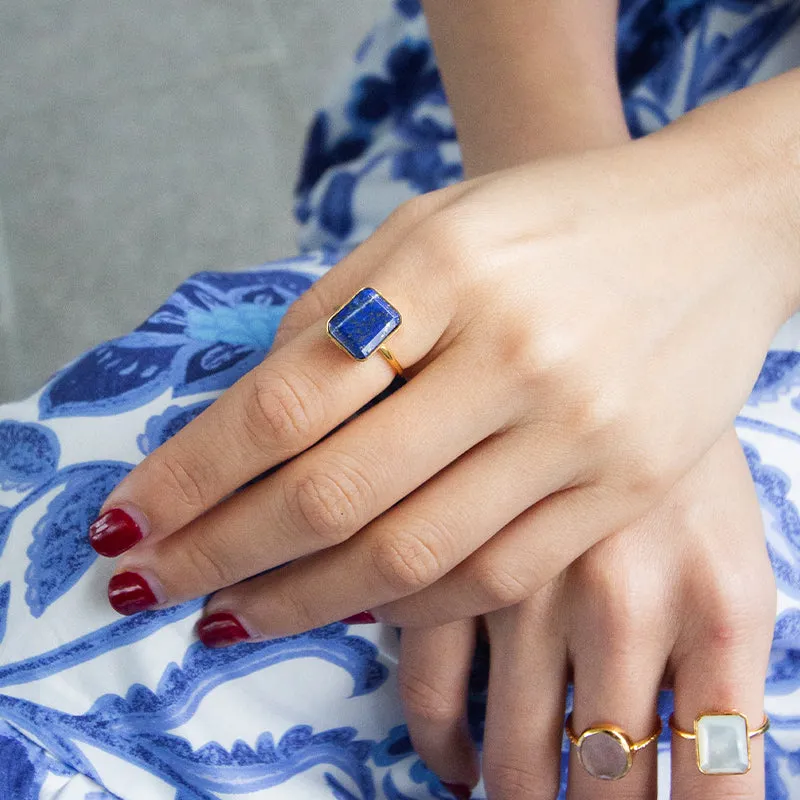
486 759 557 800
183 534 236 588
386 187 457 233
371 528 446 593
398 670 461 725
566 387 627 441
595 592 643 642
287 464 370 544
412 207 486 284
473 562 530 608
611 443 675 503
286 282 328 329
275 279 335 346
153 448 210 512
279 583 323 633
245 366 321 453
384 194 438 231
499 327 626 434
573 552 660 642
500 322 577 387
272 309 303 348
698 571 775 650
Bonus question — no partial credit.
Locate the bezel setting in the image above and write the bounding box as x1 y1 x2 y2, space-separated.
694 712 751 776
576 726 634 781
326 287 402 361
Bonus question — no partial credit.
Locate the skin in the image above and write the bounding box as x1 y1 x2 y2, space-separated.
90 4 799 796
100 85 799 621
391 6 774 795
398 429 775 798
417 0 628 174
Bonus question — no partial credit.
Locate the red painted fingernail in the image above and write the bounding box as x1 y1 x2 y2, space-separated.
108 571 158 615
341 611 377 625
197 612 252 648
442 783 471 800
89 508 144 557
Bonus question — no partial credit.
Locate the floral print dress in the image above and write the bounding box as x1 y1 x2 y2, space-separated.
1 1 800 798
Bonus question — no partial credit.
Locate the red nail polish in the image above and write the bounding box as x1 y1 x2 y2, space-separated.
197 612 251 648
89 508 143 557
108 572 158 615
341 611 377 625
442 783 471 800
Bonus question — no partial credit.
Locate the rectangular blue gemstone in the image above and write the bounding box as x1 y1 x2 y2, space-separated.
328 288 401 360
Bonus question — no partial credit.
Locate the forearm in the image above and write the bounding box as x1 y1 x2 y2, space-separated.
421 0 629 175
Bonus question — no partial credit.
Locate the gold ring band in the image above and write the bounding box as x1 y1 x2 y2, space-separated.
378 346 404 376
669 711 770 775
566 714 662 781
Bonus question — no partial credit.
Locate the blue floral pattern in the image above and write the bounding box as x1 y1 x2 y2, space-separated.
0 733 44 800
0 422 60 492
38 268 320 420
1 1 800 797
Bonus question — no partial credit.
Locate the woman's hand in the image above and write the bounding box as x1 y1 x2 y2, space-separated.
88 77 797 637
400 428 775 798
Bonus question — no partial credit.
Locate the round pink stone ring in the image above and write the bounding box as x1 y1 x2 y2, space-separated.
566 714 663 781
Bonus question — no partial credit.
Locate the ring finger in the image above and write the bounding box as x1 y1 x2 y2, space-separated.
669 602 773 798
567 642 667 799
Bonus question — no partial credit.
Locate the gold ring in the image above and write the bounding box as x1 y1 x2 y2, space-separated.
566 713 662 781
669 711 769 775
326 287 405 376
377 346 404 377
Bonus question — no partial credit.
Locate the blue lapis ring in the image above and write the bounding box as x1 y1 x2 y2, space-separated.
327 287 404 375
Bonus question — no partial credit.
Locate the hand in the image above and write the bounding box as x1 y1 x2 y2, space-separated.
89 98 789 638
398 429 775 798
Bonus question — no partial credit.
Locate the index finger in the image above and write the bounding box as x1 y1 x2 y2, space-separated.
88 265 453 557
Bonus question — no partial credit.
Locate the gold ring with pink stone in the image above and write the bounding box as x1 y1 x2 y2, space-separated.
566 713 663 781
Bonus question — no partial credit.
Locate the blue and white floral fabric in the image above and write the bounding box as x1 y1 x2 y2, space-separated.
1 1 800 797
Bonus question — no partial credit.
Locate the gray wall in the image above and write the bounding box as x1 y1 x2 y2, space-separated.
0 0 386 402
0 212 18 398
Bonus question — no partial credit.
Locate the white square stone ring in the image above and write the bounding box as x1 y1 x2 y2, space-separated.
669 711 770 775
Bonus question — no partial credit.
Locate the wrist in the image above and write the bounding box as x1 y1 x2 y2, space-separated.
460 82 630 177
674 70 800 326
421 0 627 177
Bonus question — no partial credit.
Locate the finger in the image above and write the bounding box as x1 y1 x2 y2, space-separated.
112 342 513 606
669 578 774 797
398 620 480 794
90 229 461 556
566 542 670 799
481 588 568 800
668 433 775 799
272 188 468 350
194 427 573 637
373 484 624 627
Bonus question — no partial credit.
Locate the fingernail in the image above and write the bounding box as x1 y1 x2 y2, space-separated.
197 612 252 648
108 571 159 615
341 611 377 625
89 507 146 557
442 783 471 800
